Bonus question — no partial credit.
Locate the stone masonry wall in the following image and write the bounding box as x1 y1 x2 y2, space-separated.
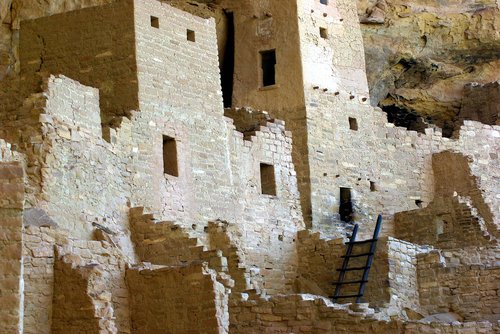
19 0 137 126
32 75 132 242
13 69 302 295
2 0 499 331
229 294 498 334
417 250 500 322
456 81 500 130
298 0 370 96
127 263 229 334
51 253 117 334
304 84 499 240
394 150 498 248
0 161 24 334
394 196 494 248
296 231 421 314
22 226 131 334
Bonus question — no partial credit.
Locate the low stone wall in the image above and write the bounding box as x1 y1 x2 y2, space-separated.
417 250 500 321
22 226 131 334
127 263 229 334
229 294 498 334
51 254 117 334
395 150 498 248
296 231 421 314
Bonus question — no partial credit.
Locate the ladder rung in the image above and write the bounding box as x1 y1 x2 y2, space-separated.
341 252 373 258
329 294 363 299
332 279 367 285
336 266 370 272
345 239 377 245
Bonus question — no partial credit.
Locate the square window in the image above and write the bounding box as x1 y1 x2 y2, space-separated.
370 181 377 192
260 163 277 196
163 135 178 177
349 117 358 131
151 16 159 28
320 27 328 39
187 29 196 42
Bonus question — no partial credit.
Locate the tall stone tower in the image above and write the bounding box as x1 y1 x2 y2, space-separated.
225 0 378 232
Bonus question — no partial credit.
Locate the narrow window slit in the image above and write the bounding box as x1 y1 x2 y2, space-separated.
187 29 196 42
320 27 328 39
349 117 358 131
260 49 276 87
163 135 178 177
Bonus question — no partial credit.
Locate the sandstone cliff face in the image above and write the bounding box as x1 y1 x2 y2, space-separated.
1 0 499 134
358 0 500 135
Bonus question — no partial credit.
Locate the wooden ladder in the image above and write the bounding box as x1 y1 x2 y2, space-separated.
331 214 383 303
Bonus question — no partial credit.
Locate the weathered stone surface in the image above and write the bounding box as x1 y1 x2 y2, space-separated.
357 0 500 132
0 0 497 333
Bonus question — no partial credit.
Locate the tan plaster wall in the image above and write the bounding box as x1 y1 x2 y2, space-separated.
19 0 137 126
127 263 229 334
227 0 306 114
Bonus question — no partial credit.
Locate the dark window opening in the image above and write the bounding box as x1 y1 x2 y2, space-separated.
261 49 276 87
339 187 353 223
260 163 276 196
370 181 377 192
349 117 358 131
320 0 329 4
187 29 196 42
221 11 235 108
320 27 328 39
151 16 159 28
163 135 178 177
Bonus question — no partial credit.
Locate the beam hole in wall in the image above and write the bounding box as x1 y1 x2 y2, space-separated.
339 187 353 223
320 0 329 4
349 117 358 131
163 135 178 177
370 181 377 192
187 29 196 42
320 27 328 39
151 16 159 28
260 163 277 196
260 49 276 87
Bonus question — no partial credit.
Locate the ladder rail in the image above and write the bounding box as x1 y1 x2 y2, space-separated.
356 214 383 303
332 224 358 302
331 215 383 304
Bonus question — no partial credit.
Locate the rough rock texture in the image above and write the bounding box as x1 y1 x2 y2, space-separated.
357 0 500 135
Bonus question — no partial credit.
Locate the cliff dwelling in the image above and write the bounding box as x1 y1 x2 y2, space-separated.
0 0 498 333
